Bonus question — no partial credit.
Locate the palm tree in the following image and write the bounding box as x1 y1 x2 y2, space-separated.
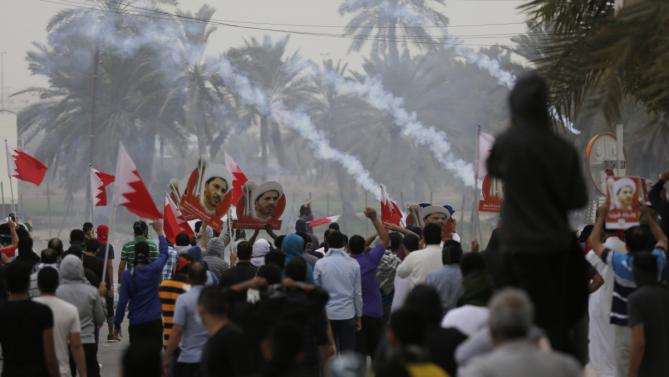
17 1 186 191
226 36 312 178
519 0 669 126
164 5 236 160
338 0 448 56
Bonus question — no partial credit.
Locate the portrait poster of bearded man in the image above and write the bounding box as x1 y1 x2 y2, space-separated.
234 181 286 230
605 176 646 229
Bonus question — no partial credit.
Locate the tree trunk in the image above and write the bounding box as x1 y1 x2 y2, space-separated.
270 119 287 166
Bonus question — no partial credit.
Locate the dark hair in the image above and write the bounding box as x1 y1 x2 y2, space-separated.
389 232 403 251
206 176 227 187
402 233 420 252
175 233 191 247
257 264 282 285
633 252 659 286
404 285 443 326
625 225 655 253
6 261 31 293
237 241 252 260
509 72 550 128
274 235 286 251
406 225 422 239
326 231 346 249
578 225 594 244
328 223 340 231
47 238 64 257
70 229 85 244
296 232 311 252
348 235 366 255
390 307 427 346
285 256 307 282
18 237 33 254
188 262 208 285
194 221 203 235
83 222 94 234
265 250 285 270
268 322 304 368
38 266 59 294
423 223 442 245
133 221 148 237
198 286 230 316
442 240 463 265
40 248 58 264
85 238 100 253
485 228 501 251
134 242 150 265
460 252 486 276
122 340 162 377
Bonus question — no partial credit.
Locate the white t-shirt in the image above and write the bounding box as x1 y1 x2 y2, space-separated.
441 305 490 337
34 296 81 377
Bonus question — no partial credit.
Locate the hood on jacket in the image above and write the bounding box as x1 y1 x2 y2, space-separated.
251 238 271 267
281 234 305 260
59 254 88 283
96 224 109 244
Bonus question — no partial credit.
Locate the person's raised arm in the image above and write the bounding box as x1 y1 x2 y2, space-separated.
649 171 669 209
199 224 210 250
69 332 87 377
589 205 608 257
148 220 168 272
42 328 60 377
264 223 278 241
384 222 419 238
7 220 18 248
365 208 389 248
248 229 260 246
641 203 668 250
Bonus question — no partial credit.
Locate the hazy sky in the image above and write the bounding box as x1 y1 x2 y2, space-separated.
0 0 526 96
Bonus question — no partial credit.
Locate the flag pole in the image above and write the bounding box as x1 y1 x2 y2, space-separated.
472 125 482 244
4 139 17 216
88 164 95 225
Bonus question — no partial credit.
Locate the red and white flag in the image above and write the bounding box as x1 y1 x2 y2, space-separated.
308 215 340 228
380 186 403 226
90 167 115 207
224 152 248 206
163 197 180 244
477 131 495 177
165 195 194 240
5 142 48 186
114 143 161 220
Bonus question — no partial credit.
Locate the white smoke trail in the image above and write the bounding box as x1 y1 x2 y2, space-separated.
314 64 476 187
203 56 384 199
48 7 387 200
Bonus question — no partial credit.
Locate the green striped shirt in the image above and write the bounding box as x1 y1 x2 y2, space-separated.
121 236 159 268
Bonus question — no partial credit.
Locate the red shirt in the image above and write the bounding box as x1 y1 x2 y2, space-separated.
0 245 16 259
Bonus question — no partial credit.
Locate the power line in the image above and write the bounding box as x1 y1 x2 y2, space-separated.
40 0 525 47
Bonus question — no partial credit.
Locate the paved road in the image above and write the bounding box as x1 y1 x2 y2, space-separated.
99 324 128 377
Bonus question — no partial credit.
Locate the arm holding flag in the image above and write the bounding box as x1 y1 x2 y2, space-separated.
147 221 169 274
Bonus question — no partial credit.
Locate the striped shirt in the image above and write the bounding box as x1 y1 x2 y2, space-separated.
600 246 666 326
121 237 159 268
158 278 190 347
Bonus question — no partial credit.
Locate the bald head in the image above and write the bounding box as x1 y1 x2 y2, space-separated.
188 262 207 285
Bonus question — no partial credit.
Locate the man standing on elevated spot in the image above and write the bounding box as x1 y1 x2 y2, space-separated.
486 72 589 356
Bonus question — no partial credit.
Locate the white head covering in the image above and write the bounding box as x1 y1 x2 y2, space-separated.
251 238 271 267
419 205 451 222
611 177 636 207
251 181 283 203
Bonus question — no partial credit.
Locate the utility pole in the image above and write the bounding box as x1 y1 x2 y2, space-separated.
0 52 6 111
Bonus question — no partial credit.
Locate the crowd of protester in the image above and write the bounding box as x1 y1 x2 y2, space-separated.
1 73 669 377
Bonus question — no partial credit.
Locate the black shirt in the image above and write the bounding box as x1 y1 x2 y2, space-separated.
219 261 258 288
628 285 669 377
487 125 587 253
83 254 105 287
201 322 252 377
0 300 53 377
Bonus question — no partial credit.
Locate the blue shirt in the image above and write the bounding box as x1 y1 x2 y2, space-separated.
601 246 666 326
351 244 385 318
424 264 463 312
115 236 169 328
173 285 208 363
314 247 362 320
